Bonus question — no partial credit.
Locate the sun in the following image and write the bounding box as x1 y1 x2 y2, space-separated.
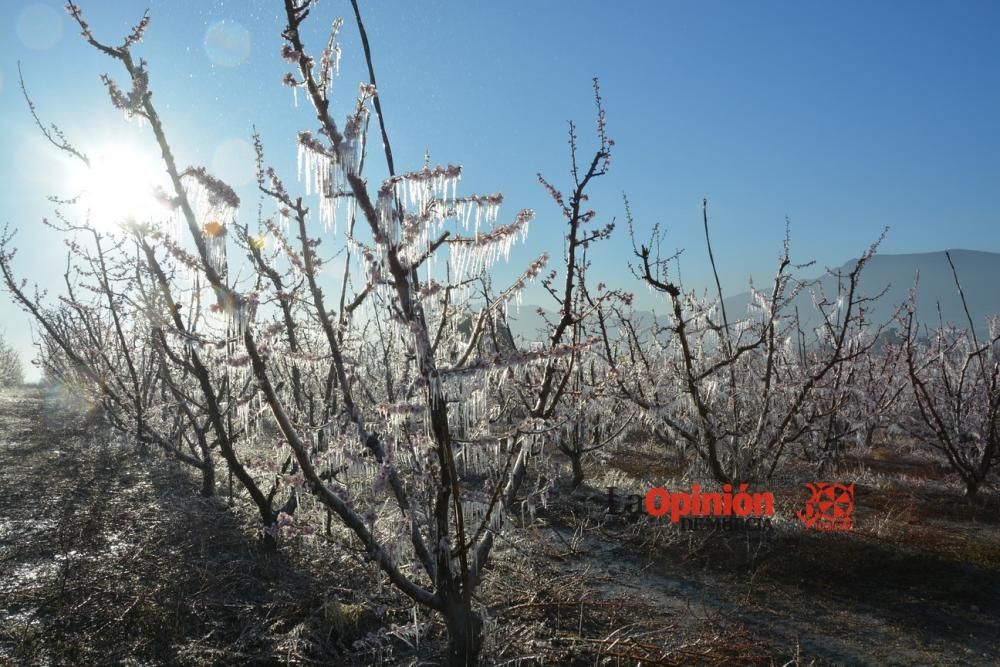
69 144 173 231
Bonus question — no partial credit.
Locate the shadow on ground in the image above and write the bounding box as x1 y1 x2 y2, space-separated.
0 388 339 666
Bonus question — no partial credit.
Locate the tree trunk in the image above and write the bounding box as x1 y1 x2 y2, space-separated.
444 599 483 667
200 460 215 497
570 451 584 489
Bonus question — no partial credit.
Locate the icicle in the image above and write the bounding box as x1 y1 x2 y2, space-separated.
297 141 305 186
378 189 395 238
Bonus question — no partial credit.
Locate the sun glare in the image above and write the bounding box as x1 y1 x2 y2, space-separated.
70 145 172 230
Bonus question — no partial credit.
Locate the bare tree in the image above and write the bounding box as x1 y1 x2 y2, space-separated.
0 332 24 387
13 2 612 662
604 202 891 483
901 253 1000 499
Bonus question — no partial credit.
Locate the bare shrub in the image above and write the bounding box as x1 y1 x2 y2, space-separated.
0 333 24 387
603 203 893 483
901 252 1000 499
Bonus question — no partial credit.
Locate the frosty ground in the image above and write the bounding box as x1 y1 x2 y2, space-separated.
1 387 998 666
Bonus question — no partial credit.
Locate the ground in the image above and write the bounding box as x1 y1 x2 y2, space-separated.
1 387 998 666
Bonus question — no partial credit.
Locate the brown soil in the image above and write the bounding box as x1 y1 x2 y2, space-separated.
2 387 999 665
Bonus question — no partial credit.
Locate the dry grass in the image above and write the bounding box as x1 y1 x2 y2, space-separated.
3 388 999 665
0 389 417 666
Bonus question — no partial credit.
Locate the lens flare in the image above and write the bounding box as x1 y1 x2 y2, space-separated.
68 145 172 230
204 20 251 68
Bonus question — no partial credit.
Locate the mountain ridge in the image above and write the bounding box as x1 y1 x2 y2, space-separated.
506 249 1000 341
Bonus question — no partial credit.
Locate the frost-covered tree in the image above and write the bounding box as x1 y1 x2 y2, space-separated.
901 253 1000 499
0 222 230 497
490 82 635 489
604 203 892 483
0 333 23 387
807 324 908 473
0 2 623 663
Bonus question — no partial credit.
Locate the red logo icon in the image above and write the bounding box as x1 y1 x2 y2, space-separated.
796 482 854 531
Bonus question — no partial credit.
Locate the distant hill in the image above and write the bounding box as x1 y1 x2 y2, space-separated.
722 249 1000 339
507 250 1000 343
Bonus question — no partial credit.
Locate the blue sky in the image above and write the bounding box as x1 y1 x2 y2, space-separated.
1 1 998 379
